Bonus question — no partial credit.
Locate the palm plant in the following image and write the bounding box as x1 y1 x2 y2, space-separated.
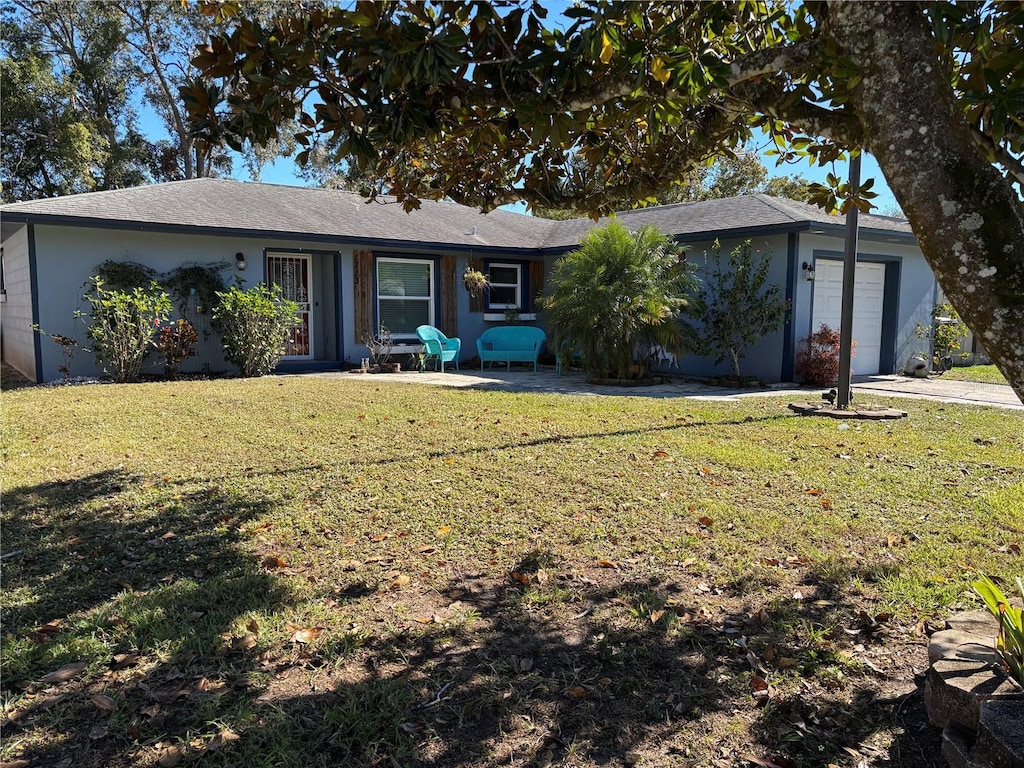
543 222 698 381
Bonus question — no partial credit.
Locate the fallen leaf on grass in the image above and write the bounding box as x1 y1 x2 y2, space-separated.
205 729 240 751
566 686 587 698
437 525 452 536
597 558 618 569
41 661 87 684
749 674 773 705
288 626 323 644
740 754 796 768
262 555 288 569
652 450 672 460
140 704 161 719
35 620 62 635
89 723 108 740
510 571 531 584
1 760 33 768
157 746 183 767
389 573 411 590
698 516 714 528
803 488 823 496
91 694 116 714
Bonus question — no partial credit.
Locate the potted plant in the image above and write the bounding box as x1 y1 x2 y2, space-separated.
363 327 401 373
463 266 490 298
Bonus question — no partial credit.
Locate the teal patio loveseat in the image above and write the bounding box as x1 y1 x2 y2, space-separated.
476 326 546 372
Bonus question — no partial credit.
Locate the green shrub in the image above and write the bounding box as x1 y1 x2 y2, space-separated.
213 284 300 377
162 262 229 317
542 222 698 380
79 278 172 383
972 573 1024 686
92 259 159 293
695 240 789 379
915 302 970 371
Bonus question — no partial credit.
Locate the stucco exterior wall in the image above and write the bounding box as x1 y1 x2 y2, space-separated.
31 225 363 382
1 225 37 380
668 233 793 382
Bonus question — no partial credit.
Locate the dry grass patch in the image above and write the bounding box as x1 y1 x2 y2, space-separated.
2 376 1022 767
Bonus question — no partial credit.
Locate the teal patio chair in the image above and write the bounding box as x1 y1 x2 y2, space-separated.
415 325 461 372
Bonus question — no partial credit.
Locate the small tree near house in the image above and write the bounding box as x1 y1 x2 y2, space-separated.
695 240 789 380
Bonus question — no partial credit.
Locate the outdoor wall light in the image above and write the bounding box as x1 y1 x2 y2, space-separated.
235 252 247 271
802 261 815 281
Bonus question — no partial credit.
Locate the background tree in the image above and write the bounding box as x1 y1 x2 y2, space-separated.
1 0 287 199
695 240 790 380
2 0 151 198
0 20 101 200
542 222 698 381
534 152 814 218
184 1 1024 399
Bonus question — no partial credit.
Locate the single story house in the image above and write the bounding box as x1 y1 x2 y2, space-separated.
0 178 938 383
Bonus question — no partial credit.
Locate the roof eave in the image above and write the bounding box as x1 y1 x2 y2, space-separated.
0 212 547 256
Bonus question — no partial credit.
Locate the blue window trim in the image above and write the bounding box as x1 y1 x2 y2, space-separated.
483 258 531 312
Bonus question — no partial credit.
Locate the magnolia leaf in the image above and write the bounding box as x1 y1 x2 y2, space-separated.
41 662 87 684
91 694 117 714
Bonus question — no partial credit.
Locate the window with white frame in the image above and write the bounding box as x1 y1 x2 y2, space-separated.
486 262 522 309
377 258 433 339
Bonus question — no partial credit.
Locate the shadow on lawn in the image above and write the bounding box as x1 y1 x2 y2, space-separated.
362 410 793 469
1 468 939 768
1 468 291 767
177 566 939 768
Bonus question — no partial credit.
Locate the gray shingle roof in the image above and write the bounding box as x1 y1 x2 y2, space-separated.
0 178 556 250
541 194 913 249
1 179 913 252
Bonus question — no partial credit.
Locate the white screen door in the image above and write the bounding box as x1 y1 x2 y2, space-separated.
267 254 313 359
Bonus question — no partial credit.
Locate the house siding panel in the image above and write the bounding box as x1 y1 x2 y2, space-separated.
30 225 362 382
670 234 792 382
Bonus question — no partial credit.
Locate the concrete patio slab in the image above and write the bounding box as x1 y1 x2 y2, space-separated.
304 368 1023 410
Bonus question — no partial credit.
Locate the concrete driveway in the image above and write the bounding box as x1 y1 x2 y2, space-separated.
312 367 1023 410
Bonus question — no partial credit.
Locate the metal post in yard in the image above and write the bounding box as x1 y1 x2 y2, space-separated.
837 152 862 410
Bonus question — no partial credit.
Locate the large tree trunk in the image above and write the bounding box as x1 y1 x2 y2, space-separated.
828 2 1024 402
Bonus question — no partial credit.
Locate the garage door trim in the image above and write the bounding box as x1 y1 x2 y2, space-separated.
809 250 901 375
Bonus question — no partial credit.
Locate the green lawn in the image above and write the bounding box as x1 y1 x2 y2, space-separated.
941 363 1010 385
2 377 1022 768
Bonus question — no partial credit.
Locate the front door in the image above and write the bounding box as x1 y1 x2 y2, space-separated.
267 253 312 359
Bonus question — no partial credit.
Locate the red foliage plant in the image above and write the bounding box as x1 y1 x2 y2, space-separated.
795 324 855 386
158 319 199 378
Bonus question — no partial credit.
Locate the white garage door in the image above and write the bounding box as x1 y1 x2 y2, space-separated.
811 260 885 375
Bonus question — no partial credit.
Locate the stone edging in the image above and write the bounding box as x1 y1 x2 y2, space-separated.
924 608 1024 767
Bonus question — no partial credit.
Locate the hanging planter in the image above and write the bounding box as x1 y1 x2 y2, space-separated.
463 266 490 298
